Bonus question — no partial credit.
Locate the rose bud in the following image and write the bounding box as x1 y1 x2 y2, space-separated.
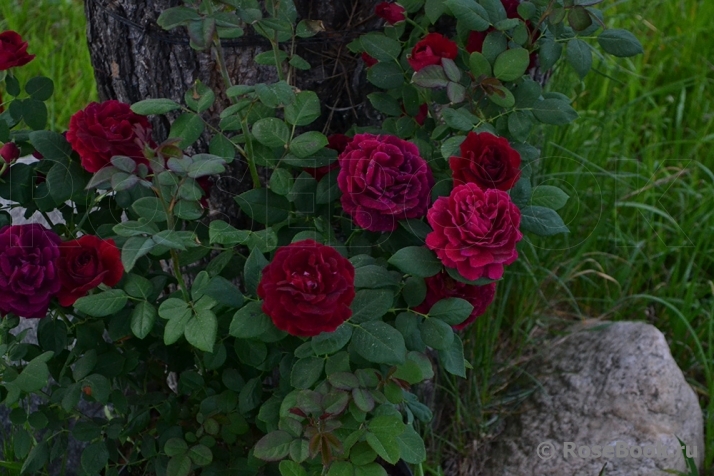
0 142 20 163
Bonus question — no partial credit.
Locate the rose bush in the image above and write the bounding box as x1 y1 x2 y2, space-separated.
0 1 642 474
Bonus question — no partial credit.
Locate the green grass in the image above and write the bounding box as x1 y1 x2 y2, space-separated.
1 0 712 473
0 0 97 131
434 0 714 472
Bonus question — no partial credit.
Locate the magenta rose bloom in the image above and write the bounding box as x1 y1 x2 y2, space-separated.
408 33 458 72
415 272 496 330
66 100 153 173
338 134 434 232
426 183 522 280
449 132 521 191
0 31 35 71
0 224 61 318
375 2 406 24
257 240 355 337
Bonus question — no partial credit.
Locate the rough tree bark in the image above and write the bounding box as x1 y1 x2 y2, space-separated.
83 0 381 222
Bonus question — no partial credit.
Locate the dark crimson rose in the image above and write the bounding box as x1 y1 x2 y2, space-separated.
415 272 496 330
57 235 123 307
449 132 521 191
67 100 153 173
0 224 61 318
338 133 434 232
0 142 20 163
196 176 211 208
426 183 522 280
414 104 428 125
361 52 378 67
375 2 406 24
304 134 350 182
257 240 355 337
408 33 458 72
0 31 35 70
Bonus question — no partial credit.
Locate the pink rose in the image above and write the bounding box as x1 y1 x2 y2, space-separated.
426 183 522 280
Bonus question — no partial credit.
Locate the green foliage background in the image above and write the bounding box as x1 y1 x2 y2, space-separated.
2 0 713 471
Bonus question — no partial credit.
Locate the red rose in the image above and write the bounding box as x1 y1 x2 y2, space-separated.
0 224 61 318
408 33 458 72
257 240 355 337
67 100 153 173
415 272 496 330
449 132 521 191
304 133 350 182
426 183 522 280
0 31 35 71
338 133 434 232
375 2 406 24
361 52 378 67
0 142 20 163
57 235 123 307
414 104 428 125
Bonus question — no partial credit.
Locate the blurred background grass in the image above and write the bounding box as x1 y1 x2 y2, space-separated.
0 0 97 130
1 0 712 472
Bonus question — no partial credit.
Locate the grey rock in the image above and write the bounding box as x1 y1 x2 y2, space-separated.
480 321 704 476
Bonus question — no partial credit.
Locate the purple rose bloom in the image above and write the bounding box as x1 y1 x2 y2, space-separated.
337 134 434 232
0 224 62 318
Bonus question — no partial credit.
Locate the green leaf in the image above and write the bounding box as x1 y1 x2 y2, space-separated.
469 52 492 78
354 265 399 289
81 441 109 475
350 289 394 324
164 309 192 346
15 358 50 393
166 454 192 476
438 334 466 377
315 168 340 205
28 130 72 161
25 76 54 101
46 161 87 204
532 98 578 125
429 298 474 325
597 28 643 57
538 38 562 70
235 188 291 225
188 445 213 466
531 185 569 210
21 441 48 474
311 324 353 355
255 81 295 108
270 168 294 196
442 108 476 131
445 0 490 31
353 321 406 365
244 248 269 295
252 118 291 148
158 298 189 319
38 319 67 354
568 5 592 31
520 205 569 236
209 220 251 245
132 197 167 222
280 460 308 476
419 318 454 350
254 430 294 461
291 356 324 389
493 48 530 81
230 301 273 338
164 438 188 457
131 301 156 339
184 309 218 352
169 113 205 149
425 0 446 23
290 131 328 158
566 38 592 79
397 426 426 464
368 62 405 89
157 6 201 29
361 33 401 61
285 91 321 126
121 236 155 272
131 98 181 115
388 247 441 277
187 154 226 178
367 92 403 116
507 110 534 141
74 290 128 317
412 65 448 88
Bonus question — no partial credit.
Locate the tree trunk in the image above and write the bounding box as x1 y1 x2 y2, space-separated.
84 0 380 221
